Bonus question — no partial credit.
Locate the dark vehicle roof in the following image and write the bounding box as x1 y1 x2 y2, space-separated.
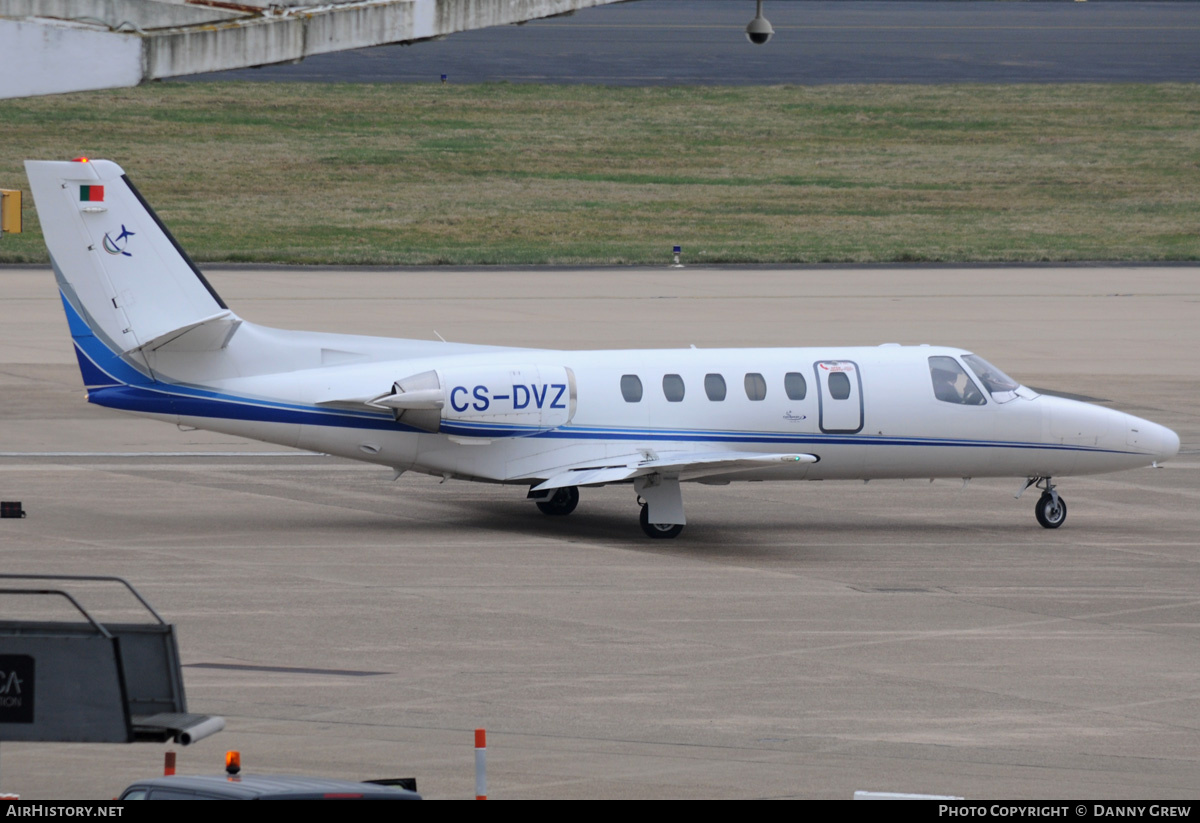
120 774 420 800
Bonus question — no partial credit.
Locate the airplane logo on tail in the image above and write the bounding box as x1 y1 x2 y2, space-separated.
102 225 135 257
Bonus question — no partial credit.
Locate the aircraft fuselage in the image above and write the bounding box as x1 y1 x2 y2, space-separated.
100 338 1175 487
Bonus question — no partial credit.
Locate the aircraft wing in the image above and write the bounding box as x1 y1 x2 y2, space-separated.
529 451 818 492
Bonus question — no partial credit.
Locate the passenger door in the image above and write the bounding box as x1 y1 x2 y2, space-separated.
814 360 863 433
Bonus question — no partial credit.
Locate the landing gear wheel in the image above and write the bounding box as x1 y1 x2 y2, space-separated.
640 504 683 539
536 486 579 516
1035 491 1067 529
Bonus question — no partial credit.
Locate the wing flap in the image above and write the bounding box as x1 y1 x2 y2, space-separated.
529 451 817 492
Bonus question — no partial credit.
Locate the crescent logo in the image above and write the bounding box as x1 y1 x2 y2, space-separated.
102 224 135 257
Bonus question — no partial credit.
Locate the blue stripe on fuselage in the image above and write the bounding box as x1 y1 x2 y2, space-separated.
86 382 1141 457
60 291 154 388
89 384 407 431
73 343 121 389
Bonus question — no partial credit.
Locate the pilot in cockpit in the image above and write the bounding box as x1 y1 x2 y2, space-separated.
931 360 987 406
932 366 963 404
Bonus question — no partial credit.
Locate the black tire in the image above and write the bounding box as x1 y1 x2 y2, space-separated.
639 504 684 539
536 486 579 516
1034 491 1067 529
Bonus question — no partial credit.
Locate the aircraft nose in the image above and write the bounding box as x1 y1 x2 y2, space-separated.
1127 416 1180 464
1151 423 1181 463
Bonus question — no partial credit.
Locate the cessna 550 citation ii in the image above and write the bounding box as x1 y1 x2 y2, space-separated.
26 158 1180 539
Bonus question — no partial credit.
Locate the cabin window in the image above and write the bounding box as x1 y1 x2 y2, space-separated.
784 372 807 400
620 374 643 403
704 373 726 401
928 356 985 406
662 374 685 402
744 373 767 401
828 372 852 400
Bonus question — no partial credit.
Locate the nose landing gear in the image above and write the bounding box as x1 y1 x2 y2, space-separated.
1019 477 1067 529
1034 490 1067 529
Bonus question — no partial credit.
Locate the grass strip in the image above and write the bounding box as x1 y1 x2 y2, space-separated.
1 82 1197 264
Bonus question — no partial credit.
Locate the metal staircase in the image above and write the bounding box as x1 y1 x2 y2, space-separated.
0 574 222 745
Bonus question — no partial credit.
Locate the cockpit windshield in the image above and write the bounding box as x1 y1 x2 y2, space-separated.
962 354 1023 403
929 356 986 405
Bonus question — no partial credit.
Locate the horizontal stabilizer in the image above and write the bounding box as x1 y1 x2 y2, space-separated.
530 451 817 492
122 310 241 355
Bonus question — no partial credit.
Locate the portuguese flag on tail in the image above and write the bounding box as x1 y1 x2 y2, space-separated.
79 185 104 202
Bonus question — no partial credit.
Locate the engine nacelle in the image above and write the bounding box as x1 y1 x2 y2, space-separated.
375 365 576 438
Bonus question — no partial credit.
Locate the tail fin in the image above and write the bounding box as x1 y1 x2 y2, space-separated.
25 159 239 388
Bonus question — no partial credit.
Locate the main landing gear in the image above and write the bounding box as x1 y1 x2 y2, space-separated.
640 504 684 539
530 474 688 539
1018 477 1067 529
535 486 579 516
634 474 685 539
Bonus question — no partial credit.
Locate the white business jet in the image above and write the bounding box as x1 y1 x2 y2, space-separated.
25 159 1180 539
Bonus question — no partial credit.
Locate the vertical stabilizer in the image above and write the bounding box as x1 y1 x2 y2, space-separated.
25 159 235 375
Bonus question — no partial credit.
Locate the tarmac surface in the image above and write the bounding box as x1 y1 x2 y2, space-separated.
0 264 1197 799
188 0 1200 85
